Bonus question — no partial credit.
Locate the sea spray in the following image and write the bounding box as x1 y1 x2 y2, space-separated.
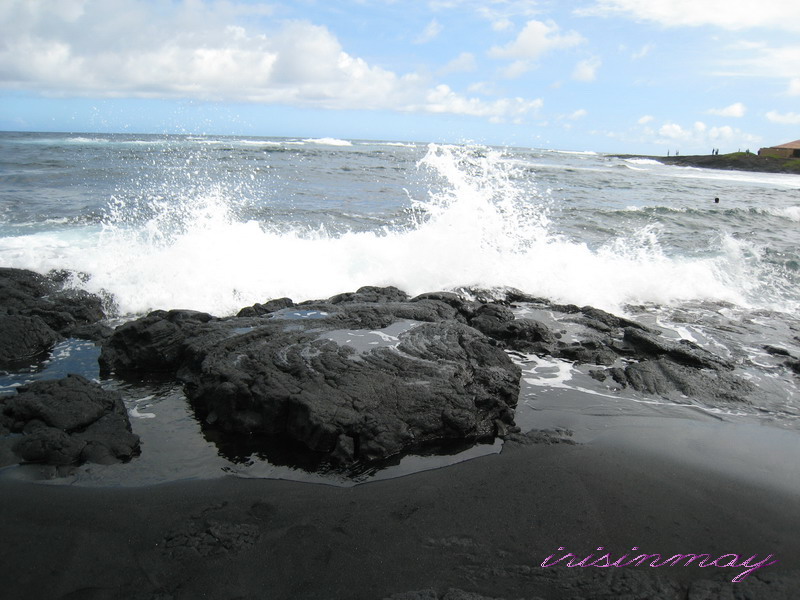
0 140 795 317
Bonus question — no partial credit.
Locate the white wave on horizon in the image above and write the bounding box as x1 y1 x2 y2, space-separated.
302 137 353 147
623 158 662 166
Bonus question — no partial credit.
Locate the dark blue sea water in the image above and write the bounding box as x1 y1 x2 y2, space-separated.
1 131 799 485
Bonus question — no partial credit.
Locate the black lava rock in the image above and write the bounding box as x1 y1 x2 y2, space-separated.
0 314 62 367
101 299 520 467
99 309 215 376
1 374 140 466
0 267 108 342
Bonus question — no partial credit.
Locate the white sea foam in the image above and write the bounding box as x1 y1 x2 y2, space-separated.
666 166 800 188
548 149 598 156
238 139 282 146
67 137 110 144
129 406 157 419
302 137 353 147
624 158 662 166
768 206 800 222
0 144 793 317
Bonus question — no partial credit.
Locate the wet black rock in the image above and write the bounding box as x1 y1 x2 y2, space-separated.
478 293 753 403
784 358 800 376
10 426 87 466
98 285 757 470
551 302 653 332
0 314 62 367
329 285 410 304
0 267 108 342
465 303 558 356
185 318 518 464
236 297 294 317
614 358 754 403
0 267 56 309
1 374 140 465
99 309 216 376
28 287 106 336
763 344 792 357
469 303 515 328
622 327 734 370
761 345 800 377
553 338 618 366
102 292 520 467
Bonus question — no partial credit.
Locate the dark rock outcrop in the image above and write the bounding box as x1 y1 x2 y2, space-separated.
98 309 215 376
611 358 754 402
0 374 140 465
622 327 734 371
468 303 557 355
0 267 109 347
329 285 410 304
10 426 87 466
461 294 753 404
0 314 62 367
101 289 521 467
98 285 755 470
785 358 800 375
0 267 56 309
183 318 518 464
236 297 294 317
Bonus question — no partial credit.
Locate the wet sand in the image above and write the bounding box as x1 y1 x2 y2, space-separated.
2 421 799 600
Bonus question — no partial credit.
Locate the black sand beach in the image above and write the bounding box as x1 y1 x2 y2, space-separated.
2 270 800 600
2 428 800 600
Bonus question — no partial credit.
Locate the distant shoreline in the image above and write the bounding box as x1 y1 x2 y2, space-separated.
614 152 800 175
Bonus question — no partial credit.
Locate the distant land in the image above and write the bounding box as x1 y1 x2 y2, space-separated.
614 152 800 175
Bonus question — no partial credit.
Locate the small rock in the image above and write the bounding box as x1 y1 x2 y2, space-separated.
2 374 140 466
0 314 61 367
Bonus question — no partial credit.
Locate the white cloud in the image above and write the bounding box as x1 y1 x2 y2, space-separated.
572 57 601 82
490 19 585 60
418 84 543 121
500 60 532 79
467 81 496 94
491 18 514 32
414 19 443 44
0 0 542 124
440 52 477 74
707 102 746 118
655 120 760 150
569 109 588 120
428 0 461 8
631 43 654 59
489 19 585 76
766 110 800 125
580 0 800 32
716 42 800 81
659 121 707 141
638 115 654 124
473 2 543 31
658 122 688 141
789 79 800 96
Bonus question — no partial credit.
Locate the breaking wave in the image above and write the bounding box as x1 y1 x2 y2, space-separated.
0 143 796 317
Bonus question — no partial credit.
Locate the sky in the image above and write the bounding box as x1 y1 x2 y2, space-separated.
1 0 799 153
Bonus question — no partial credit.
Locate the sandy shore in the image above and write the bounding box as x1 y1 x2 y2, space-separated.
2 428 799 600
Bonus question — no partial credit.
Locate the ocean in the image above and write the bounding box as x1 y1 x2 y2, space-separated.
1 130 799 484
